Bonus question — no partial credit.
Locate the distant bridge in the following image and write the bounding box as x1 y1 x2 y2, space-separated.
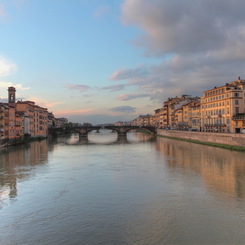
48 126 156 137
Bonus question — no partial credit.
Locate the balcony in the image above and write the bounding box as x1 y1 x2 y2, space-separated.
232 113 245 120
204 124 226 127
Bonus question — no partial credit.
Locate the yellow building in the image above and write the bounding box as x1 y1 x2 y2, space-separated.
175 108 183 129
201 78 245 133
189 101 201 131
161 96 200 129
154 108 163 128
232 114 245 133
182 102 191 128
173 100 201 131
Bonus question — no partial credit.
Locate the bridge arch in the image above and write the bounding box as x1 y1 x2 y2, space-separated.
73 126 101 136
48 126 156 138
104 126 156 136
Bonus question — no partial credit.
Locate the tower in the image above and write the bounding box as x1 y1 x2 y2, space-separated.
8 86 16 105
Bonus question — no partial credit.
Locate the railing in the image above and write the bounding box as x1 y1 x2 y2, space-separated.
233 114 245 120
204 124 226 127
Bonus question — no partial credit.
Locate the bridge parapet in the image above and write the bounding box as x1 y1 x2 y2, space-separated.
74 126 101 137
48 126 156 137
104 126 156 136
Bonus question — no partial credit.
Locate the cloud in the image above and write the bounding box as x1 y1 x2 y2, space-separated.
13 0 29 10
55 108 95 116
0 57 17 77
15 83 30 90
109 105 136 113
110 66 149 81
118 93 151 101
116 0 245 102
0 4 8 20
102 84 126 92
121 0 245 56
44 101 64 109
67 113 136 125
0 81 29 90
65 84 90 93
0 1 28 21
93 5 110 18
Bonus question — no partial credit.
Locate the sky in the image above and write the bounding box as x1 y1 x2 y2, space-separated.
1 0 245 124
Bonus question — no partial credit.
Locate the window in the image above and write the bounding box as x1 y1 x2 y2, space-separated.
235 107 239 114
234 92 239 97
235 100 239 105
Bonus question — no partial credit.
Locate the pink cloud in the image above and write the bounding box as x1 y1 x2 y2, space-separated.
55 108 95 116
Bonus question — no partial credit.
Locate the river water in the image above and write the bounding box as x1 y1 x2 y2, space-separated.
0 131 245 245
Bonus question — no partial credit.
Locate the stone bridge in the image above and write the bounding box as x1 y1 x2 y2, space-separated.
103 126 156 136
49 126 156 137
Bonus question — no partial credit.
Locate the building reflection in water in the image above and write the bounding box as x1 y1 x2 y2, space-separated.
0 140 48 202
155 137 245 199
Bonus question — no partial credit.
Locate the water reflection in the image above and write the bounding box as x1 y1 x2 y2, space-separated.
88 130 118 144
0 141 48 204
62 130 154 145
0 132 153 205
155 137 245 199
1 133 245 244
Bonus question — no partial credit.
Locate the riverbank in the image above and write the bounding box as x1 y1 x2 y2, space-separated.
0 135 47 148
157 129 245 152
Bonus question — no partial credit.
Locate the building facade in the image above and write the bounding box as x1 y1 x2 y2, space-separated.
201 79 245 133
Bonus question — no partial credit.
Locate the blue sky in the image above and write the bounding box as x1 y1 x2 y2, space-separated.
1 0 245 124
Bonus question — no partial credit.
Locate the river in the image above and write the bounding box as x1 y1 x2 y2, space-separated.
0 131 245 245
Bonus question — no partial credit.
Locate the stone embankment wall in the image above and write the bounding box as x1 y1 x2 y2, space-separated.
157 129 245 147
0 135 46 148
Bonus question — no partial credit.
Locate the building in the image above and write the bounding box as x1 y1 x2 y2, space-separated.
114 121 126 126
5 105 16 139
232 113 245 133
130 115 155 127
173 100 201 131
189 101 201 130
48 112 56 128
16 101 48 137
175 107 183 129
160 95 200 129
0 103 5 139
55 117 69 128
154 108 163 128
200 78 245 133
0 87 49 139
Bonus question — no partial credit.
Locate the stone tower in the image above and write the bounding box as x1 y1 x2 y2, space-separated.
8 86 16 105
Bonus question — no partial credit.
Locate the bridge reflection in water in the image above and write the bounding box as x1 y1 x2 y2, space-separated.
65 129 155 145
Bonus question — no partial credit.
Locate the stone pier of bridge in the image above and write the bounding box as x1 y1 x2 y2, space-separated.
75 127 101 138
